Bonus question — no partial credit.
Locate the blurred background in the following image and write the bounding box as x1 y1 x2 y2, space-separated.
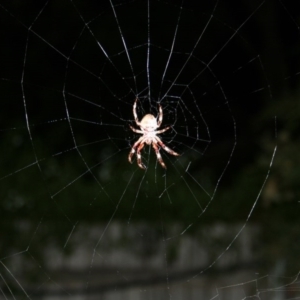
0 0 300 299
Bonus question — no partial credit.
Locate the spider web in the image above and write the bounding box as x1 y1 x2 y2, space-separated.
0 0 300 299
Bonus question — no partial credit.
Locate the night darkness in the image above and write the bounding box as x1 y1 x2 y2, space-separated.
1 0 300 299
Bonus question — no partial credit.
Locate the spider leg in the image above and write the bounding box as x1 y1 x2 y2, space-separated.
136 142 146 169
129 125 143 134
157 103 163 127
155 126 170 135
155 136 180 156
152 142 166 169
128 136 144 163
133 98 141 126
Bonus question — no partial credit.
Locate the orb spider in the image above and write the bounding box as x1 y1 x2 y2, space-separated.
128 98 180 169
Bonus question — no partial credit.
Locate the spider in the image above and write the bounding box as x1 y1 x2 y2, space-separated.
128 98 180 169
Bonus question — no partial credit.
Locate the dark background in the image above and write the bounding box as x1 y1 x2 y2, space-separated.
0 0 300 298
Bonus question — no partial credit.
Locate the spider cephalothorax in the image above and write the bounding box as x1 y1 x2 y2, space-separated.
128 98 180 169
